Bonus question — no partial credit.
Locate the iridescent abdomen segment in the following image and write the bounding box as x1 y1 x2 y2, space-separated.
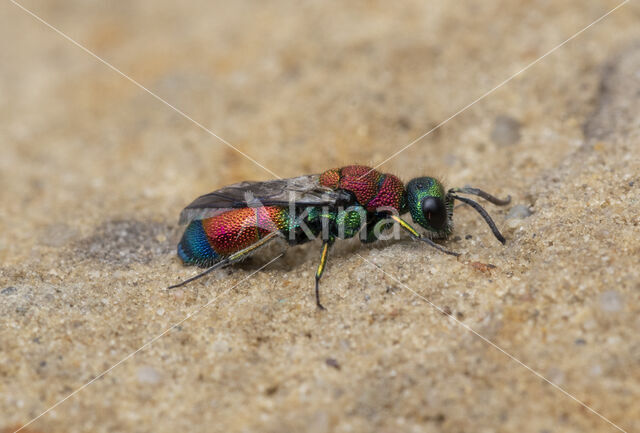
319 165 406 212
178 206 290 267
178 218 219 266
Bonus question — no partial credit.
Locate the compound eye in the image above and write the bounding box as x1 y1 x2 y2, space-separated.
421 197 447 230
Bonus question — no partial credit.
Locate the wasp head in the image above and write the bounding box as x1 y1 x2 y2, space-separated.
405 177 453 238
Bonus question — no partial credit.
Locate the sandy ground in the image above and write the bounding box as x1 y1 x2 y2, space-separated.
1 1 639 432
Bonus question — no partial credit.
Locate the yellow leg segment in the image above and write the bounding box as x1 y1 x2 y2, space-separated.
390 215 459 257
390 215 421 237
314 241 330 309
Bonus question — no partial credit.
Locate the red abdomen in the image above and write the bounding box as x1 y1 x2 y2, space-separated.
202 206 289 255
319 165 406 212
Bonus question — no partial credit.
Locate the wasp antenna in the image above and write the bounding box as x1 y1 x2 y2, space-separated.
451 195 506 244
166 259 231 290
450 187 511 206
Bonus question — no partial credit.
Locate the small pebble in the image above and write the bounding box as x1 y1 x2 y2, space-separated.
171 289 185 300
137 366 161 384
1 286 17 295
325 358 341 370
491 115 521 146
506 205 532 219
599 290 623 313
212 338 230 353
547 367 565 385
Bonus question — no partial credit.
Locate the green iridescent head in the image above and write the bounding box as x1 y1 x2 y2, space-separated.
406 177 453 238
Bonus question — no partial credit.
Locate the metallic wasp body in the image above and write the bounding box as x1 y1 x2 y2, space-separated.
170 165 510 308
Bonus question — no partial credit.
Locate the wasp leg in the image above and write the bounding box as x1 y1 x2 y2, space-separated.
360 217 393 244
314 240 332 310
167 231 281 290
390 215 460 257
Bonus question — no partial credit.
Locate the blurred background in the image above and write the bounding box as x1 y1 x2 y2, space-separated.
1 1 639 432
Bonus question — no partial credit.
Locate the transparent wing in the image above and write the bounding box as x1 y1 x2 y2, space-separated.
178 174 352 224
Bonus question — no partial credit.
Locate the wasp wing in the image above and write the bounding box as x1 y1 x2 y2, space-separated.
178 174 352 224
